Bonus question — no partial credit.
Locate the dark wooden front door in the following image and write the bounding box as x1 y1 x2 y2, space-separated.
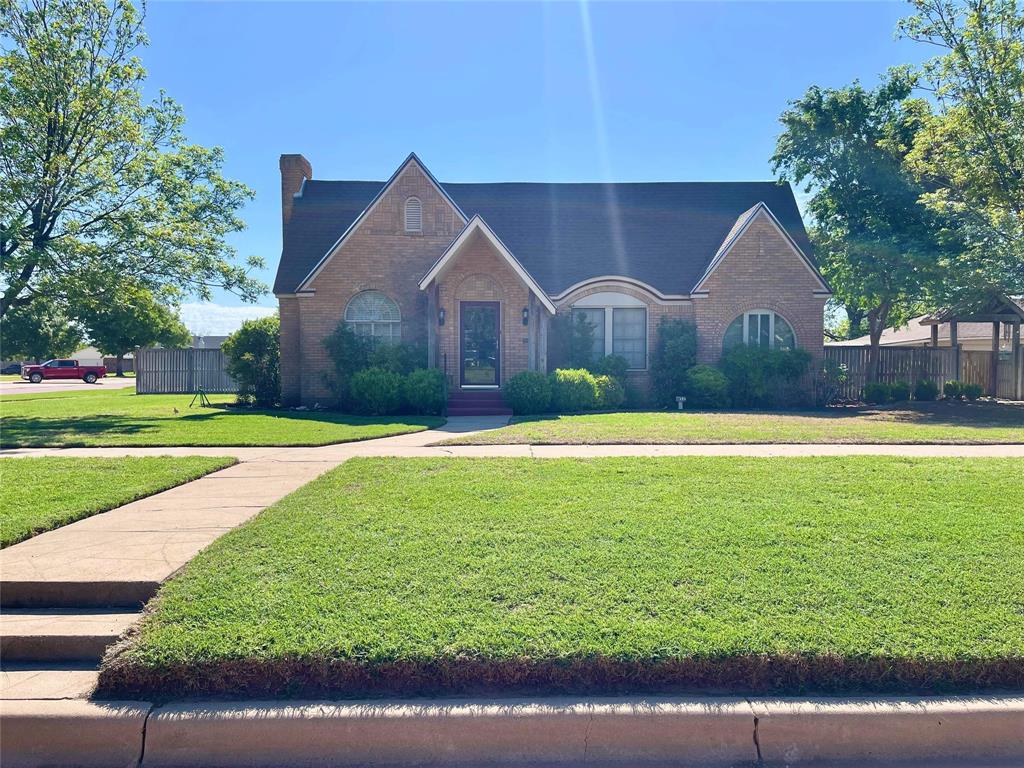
460 301 500 386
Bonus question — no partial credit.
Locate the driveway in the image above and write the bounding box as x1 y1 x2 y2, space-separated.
0 377 136 396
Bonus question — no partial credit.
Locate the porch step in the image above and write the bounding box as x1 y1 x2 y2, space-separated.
0 610 140 663
446 389 512 416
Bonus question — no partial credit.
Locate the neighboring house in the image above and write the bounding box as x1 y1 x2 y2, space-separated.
274 153 830 407
829 313 1020 352
191 335 229 349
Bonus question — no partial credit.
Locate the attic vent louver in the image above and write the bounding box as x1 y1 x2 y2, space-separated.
404 197 422 233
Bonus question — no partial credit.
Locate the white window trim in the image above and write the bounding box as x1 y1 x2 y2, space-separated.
731 309 797 350
571 302 649 371
404 196 422 233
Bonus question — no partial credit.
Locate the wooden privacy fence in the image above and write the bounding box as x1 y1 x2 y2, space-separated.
961 350 1024 400
825 345 1023 400
136 348 237 394
824 346 958 401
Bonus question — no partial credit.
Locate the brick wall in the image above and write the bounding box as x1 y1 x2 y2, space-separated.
280 160 464 405
435 230 532 388
693 213 826 365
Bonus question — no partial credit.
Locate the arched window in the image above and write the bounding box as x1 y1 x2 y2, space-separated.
723 310 796 351
404 197 422 233
344 290 401 346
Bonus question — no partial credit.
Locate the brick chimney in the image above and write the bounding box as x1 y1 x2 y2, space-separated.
280 154 312 229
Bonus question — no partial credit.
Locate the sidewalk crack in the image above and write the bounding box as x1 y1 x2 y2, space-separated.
753 715 763 764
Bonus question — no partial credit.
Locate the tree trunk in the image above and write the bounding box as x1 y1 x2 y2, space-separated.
845 306 866 340
115 353 125 377
865 301 892 384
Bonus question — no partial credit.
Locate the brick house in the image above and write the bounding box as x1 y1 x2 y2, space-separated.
275 153 830 408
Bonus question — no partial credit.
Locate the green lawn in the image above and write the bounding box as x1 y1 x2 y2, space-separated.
0 456 236 547
0 388 443 447
98 456 1024 699
440 403 1024 445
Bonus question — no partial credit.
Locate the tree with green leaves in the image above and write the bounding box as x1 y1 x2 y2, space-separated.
772 72 956 380
0 298 84 362
0 0 264 318
79 283 191 375
222 315 280 408
900 0 1024 302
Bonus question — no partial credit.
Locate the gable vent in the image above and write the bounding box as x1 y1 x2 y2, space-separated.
404 197 422 233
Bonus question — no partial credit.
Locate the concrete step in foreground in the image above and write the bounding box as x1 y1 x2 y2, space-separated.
0 579 159 609
1 610 140 663
0 663 99 700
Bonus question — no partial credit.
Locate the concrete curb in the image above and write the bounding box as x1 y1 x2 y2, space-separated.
0 699 151 768
1 694 999 768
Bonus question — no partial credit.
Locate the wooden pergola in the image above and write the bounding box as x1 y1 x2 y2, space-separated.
920 293 1024 399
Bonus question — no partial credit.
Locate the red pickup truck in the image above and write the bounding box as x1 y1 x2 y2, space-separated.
22 359 107 384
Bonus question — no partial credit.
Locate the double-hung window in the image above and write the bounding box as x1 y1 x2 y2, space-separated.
570 294 648 369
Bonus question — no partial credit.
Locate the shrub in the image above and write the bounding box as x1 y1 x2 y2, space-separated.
890 380 912 402
944 380 964 400
549 368 598 412
222 316 280 408
817 359 849 406
403 368 446 415
547 313 598 371
650 317 698 408
719 345 812 409
504 371 552 415
369 341 426 375
913 379 940 402
862 381 891 404
684 365 730 409
963 382 984 401
322 323 370 405
591 354 630 382
348 367 403 415
594 374 626 410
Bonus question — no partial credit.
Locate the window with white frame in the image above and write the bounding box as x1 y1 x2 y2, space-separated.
722 310 796 351
404 197 422 233
344 290 401 346
570 292 648 369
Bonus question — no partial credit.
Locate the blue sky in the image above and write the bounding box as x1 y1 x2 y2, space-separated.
141 1 927 321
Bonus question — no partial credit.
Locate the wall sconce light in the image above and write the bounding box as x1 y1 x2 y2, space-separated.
522 307 529 326
438 308 446 326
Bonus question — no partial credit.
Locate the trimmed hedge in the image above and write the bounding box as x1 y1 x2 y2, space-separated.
890 380 912 402
594 375 625 410
403 369 446 415
862 381 891 405
685 365 730 409
504 371 552 415
549 368 598 412
348 368 404 415
914 379 940 401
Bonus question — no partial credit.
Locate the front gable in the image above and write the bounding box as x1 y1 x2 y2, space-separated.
692 204 830 297
297 154 467 293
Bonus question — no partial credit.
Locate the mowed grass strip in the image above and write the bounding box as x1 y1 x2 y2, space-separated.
439 404 1024 445
0 456 236 547
98 456 1024 698
0 388 443 447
